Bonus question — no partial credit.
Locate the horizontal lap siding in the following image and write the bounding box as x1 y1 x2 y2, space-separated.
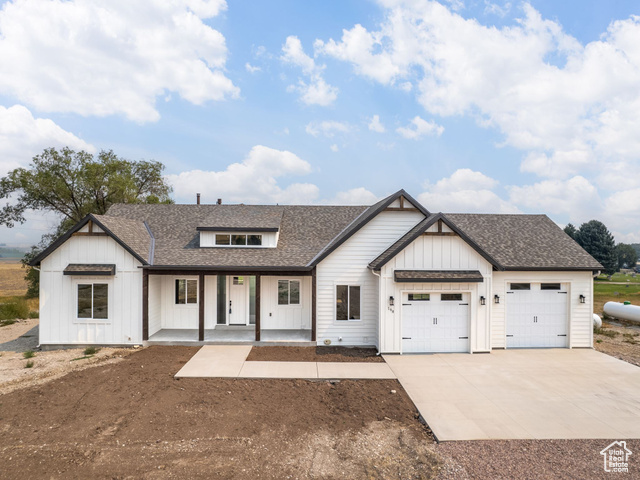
316 211 424 347
260 276 311 329
39 236 142 345
380 235 493 353
491 271 593 349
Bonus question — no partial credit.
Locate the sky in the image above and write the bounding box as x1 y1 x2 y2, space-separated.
1 0 640 247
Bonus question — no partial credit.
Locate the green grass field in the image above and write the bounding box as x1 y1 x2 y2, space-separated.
595 272 640 283
594 282 640 316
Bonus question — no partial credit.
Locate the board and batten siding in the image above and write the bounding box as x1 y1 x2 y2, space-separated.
491 271 594 349
316 210 425 347
379 233 494 353
259 276 311 329
39 235 142 345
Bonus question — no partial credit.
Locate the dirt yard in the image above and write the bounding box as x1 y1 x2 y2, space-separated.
0 317 135 395
246 345 384 362
593 320 640 367
0 346 442 479
0 260 28 297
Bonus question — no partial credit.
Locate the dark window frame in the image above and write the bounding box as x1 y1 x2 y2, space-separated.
175 278 198 305
408 293 430 301
77 282 109 321
541 283 562 290
278 279 301 306
336 284 361 321
509 283 531 291
214 233 263 247
441 293 463 301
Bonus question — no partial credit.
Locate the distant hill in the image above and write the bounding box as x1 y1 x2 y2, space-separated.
0 247 28 259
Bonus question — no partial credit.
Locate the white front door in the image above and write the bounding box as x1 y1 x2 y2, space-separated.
506 283 569 348
402 292 470 353
228 276 248 325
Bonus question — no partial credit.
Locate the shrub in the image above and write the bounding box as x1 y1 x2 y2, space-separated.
0 298 29 321
0 319 16 327
23 350 35 359
28 310 39 319
84 346 99 356
25 360 34 369
594 327 619 338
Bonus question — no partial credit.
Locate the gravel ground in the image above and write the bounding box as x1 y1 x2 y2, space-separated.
594 320 640 367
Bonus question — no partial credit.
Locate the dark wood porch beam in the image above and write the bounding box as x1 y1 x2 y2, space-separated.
142 269 149 341
199 273 205 341
311 267 317 342
255 275 261 342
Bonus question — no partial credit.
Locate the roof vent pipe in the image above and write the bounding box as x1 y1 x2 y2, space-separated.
196 193 201 205
217 198 222 205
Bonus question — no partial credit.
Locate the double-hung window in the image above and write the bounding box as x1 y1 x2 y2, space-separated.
278 280 300 305
336 285 360 321
77 283 109 320
175 279 198 305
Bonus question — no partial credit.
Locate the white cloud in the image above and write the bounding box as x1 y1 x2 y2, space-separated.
396 116 444 139
0 0 238 123
0 105 95 176
418 168 519 214
315 1 640 184
245 63 261 74
508 176 601 222
281 36 338 106
329 187 379 205
166 145 319 204
305 120 352 138
368 114 386 133
330 144 339 152
484 1 511 17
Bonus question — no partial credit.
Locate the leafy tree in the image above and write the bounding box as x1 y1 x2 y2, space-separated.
563 223 577 240
575 220 618 275
1 147 173 296
616 243 639 270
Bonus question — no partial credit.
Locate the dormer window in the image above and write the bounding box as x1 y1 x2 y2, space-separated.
215 234 262 246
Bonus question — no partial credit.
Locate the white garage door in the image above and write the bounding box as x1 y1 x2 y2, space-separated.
506 283 568 348
402 292 470 353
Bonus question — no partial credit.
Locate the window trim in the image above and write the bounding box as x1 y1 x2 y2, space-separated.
174 277 199 306
335 283 362 322
212 232 264 248
73 279 111 324
441 293 463 302
277 279 302 307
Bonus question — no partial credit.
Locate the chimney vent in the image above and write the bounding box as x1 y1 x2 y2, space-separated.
217 198 222 205
196 193 201 205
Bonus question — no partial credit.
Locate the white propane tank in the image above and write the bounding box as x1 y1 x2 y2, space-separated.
593 314 602 328
603 301 640 324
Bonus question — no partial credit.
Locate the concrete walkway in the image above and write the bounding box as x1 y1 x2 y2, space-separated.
175 345 396 379
384 349 640 442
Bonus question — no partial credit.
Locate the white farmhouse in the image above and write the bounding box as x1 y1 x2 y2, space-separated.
31 190 602 353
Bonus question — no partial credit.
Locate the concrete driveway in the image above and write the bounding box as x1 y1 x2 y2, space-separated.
384 349 640 441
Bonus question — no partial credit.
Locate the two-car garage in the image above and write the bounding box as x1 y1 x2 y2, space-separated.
400 282 570 353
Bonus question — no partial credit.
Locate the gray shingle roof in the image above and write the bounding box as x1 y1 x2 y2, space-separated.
394 270 484 282
446 213 603 270
63 264 116 276
370 212 602 271
106 204 366 268
93 214 152 264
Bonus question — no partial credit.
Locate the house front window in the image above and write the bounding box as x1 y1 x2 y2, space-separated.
175 279 198 304
278 279 300 305
214 233 262 246
77 283 108 320
336 285 360 321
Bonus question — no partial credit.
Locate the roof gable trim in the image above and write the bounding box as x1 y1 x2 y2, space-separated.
30 214 149 267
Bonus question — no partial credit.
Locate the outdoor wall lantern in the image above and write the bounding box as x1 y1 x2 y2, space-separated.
579 294 586 304
389 296 395 307
480 296 486 306
494 294 500 304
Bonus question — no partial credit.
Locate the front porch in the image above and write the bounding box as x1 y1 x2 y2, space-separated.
142 268 317 345
146 327 314 346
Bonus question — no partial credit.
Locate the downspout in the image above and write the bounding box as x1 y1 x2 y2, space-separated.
371 268 382 355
